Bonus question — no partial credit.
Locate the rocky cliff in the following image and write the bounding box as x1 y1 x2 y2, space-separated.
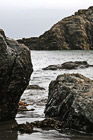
18 6 93 50
0 29 33 122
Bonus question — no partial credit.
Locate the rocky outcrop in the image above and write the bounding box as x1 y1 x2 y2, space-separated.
45 73 93 133
18 6 93 50
0 30 33 122
42 61 93 70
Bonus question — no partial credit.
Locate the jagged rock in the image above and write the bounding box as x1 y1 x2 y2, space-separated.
0 30 33 122
45 73 93 133
18 7 93 50
42 61 93 70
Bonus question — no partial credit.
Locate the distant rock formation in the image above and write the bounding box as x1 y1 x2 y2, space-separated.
18 6 93 50
45 73 93 133
0 30 33 122
42 61 93 70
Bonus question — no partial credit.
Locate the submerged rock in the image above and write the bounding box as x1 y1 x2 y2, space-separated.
18 7 93 50
42 61 93 70
26 85 45 90
45 73 93 133
0 30 33 122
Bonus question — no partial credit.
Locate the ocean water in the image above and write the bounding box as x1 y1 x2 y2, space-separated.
1 50 93 140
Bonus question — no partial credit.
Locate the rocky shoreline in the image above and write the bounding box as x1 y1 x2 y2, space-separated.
13 73 93 134
0 30 93 134
0 6 93 137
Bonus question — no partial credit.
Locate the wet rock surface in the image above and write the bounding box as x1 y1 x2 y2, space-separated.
12 118 63 133
18 101 35 111
26 85 45 90
0 30 33 122
45 73 93 133
13 122 34 133
18 7 93 50
18 101 29 111
42 61 93 70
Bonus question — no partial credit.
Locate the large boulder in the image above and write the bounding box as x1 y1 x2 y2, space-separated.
45 73 93 133
18 6 93 50
0 30 33 122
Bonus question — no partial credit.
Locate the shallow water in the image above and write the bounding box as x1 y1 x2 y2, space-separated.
1 50 93 140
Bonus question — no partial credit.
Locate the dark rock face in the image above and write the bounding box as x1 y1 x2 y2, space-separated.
42 61 93 70
0 30 33 122
18 6 93 50
45 73 93 133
